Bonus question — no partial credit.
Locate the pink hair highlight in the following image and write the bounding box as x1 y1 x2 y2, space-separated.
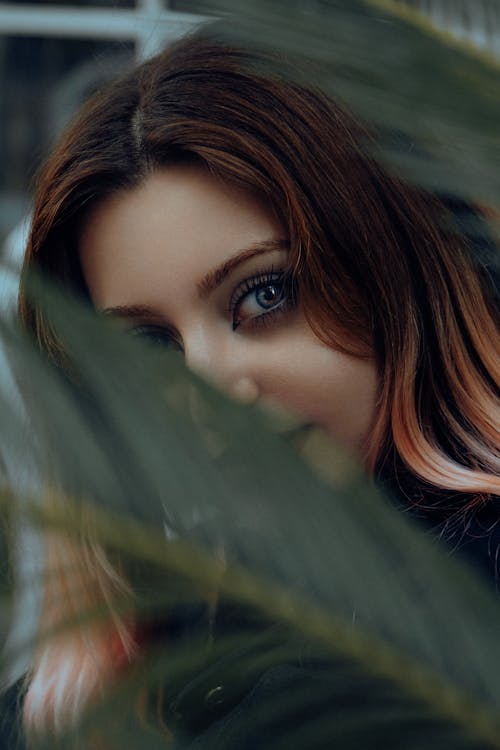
23 532 136 739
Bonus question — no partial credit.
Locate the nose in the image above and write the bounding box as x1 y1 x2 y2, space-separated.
227 376 260 404
183 327 260 405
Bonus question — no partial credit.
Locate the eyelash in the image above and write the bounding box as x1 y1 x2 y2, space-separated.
228 268 294 331
129 325 182 351
129 268 295 348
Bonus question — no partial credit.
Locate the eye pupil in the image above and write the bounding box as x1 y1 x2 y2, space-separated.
257 284 282 308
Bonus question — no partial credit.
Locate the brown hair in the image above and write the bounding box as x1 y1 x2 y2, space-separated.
18 31 500 735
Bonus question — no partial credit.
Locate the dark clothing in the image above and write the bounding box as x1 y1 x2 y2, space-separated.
0 681 22 750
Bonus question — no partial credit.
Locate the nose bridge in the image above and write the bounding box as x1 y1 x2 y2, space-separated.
183 324 223 383
183 323 259 403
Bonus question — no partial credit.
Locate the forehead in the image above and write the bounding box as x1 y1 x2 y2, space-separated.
78 165 283 310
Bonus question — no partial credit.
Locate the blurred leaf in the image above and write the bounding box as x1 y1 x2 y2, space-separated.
13 491 500 750
2 3 500 747
0 273 498 748
196 0 500 212
0 485 13 655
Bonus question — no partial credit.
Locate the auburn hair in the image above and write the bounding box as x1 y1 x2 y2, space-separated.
17 31 500 739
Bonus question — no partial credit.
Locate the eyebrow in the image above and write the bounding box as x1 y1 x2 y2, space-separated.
102 238 289 319
102 303 164 321
197 238 289 299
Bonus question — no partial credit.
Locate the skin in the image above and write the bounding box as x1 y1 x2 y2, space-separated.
79 164 378 459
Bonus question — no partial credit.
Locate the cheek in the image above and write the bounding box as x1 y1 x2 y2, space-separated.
313 354 378 450
261 339 378 453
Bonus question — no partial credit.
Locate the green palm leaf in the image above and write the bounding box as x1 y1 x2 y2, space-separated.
0 274 498 749
195 0 500 215
1 2 499 748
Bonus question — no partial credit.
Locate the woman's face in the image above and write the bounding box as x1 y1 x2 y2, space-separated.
79 164 378 458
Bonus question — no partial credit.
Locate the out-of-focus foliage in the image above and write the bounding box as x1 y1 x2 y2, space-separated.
198 0 500 213
0 2 499 749
0 485 13 654
0 274 499 749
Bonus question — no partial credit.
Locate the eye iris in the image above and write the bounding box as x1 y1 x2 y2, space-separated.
256 284 282 308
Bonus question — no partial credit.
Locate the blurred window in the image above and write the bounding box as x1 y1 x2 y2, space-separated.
2 1 135 6
397 0 500 54
0 37 134 242
0 0 206 245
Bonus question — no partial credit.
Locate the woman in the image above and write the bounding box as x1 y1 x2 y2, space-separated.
15 29 500 747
